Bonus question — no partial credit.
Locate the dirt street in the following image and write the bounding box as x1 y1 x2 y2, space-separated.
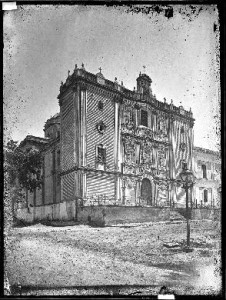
5 220 221 296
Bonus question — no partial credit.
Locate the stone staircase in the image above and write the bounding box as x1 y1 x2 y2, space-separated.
170 209 186 223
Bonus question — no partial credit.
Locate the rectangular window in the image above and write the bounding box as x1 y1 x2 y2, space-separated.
202 164 207 179
181 160 187 170
204 189 208 202
96 144 106 170
97 147 106 164
140 110 148 127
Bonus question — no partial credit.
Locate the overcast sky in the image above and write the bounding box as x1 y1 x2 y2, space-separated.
4 4 220 151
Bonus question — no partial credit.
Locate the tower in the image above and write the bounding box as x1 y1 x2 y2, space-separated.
136 73 152 95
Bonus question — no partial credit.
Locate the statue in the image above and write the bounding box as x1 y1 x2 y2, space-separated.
60 81 64 92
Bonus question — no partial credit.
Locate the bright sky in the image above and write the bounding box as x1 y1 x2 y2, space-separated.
4 5 220 151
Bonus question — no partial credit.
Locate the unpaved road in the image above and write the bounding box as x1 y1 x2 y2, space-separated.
5 220 221 295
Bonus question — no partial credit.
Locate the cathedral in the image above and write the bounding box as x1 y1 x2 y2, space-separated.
17 64 220 225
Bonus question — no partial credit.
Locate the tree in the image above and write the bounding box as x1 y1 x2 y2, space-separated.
4 139 43 219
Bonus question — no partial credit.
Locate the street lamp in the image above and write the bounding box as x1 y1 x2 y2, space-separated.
179 164 196 252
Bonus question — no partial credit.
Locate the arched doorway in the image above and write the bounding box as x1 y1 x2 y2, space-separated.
141 178 152 205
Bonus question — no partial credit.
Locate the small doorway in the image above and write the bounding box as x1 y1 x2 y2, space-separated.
141 178 152 205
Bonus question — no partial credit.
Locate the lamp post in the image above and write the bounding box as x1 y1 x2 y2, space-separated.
179 165 196 252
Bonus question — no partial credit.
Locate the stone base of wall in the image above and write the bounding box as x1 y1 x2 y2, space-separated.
78 206 171 226
191 208 220 221
16 200 77 224
15 202 220 227
16 202 171 226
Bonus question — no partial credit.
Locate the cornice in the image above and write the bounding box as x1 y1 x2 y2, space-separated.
58 69 195 124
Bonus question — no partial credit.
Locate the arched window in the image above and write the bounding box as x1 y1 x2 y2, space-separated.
141 178 152 205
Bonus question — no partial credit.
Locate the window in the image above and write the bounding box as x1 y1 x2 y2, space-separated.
98 100 104 111
96 144 106 170
202 164 207 179
181 160 187 170
135 144 140 164
204 189 208 202
181 126 184 134
140 110 148 127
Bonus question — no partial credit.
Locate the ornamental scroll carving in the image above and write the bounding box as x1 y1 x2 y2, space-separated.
123 137 137 164
156 111 168 137
156 145 168 176
122 176 137 188
141 142 155 165
122 103 134 125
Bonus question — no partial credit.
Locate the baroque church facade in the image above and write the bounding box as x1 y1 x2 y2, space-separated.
17 64 220 223
58 64 194 207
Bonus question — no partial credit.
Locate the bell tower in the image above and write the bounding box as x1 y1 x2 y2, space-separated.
136 72 152 95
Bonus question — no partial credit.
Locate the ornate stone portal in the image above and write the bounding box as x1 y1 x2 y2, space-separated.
120 99 171 206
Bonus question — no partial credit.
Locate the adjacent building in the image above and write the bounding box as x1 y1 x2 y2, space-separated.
193 147 221 208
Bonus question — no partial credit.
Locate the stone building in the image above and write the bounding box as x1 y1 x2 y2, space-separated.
193 147 221 208
58 65 194 207
16 64 220 224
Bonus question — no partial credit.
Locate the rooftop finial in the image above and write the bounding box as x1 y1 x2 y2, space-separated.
99 67 102 73
115 77 117 82
121 81 123 86
74 64 77 70
68 70 70 77
143 65 146 74
81 63 85 69
164 97 166 103
171 99 173 104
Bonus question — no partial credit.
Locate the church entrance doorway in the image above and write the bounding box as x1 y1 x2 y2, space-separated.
141 178 152 205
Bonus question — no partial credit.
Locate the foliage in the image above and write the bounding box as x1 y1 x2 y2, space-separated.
4 139 43 192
